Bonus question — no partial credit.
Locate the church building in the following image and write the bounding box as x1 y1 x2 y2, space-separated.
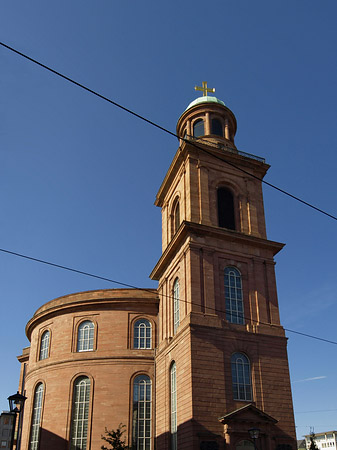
16 84 297 450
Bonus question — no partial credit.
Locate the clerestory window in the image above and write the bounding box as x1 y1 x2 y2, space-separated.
39 330 50 360
134 319 152 349
77 321 94 352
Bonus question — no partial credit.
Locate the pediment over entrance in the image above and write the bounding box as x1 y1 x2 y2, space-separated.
219 404 295 450
219 403 278 426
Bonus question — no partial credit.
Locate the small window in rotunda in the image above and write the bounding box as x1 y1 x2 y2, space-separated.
211 118 223 136
193 119 204 137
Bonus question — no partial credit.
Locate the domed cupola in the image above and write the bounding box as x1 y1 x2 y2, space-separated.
176 82 237 148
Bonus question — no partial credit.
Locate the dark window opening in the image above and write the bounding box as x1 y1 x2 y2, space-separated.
217 187 235 230
211 118 223 136
193 119 204 137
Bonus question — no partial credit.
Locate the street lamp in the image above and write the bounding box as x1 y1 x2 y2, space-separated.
8 392 27 450
248 427 260 450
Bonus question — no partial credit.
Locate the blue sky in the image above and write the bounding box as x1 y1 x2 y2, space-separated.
0 0 336 439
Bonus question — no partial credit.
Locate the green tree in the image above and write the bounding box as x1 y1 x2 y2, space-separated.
101 424 130 450
309 433 318 450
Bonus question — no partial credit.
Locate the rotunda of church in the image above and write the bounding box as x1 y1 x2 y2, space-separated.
18 288 158 450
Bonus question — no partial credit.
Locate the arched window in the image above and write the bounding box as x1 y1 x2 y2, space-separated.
29 383 44 450
70 376 91 450
173 279 180 334
170 362 177 450
231 353 252 401
193 119 204 137
134 319 152 349
224 267 244 324
132 375 152 450
217 187 235 230
173 200 180 235
211 118 223 136
77 321 94 352
39 330 50 360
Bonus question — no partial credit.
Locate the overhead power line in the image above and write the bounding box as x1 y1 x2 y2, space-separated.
1 41 337 222
1 246 336 346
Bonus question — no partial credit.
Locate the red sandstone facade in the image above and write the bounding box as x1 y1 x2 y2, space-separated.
17 93 296 450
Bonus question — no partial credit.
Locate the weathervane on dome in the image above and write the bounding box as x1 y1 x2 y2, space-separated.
194 81 215 97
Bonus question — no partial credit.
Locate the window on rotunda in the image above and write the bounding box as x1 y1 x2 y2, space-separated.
193 119 204 137
211 118 223 136
134 319 152 349
70 376 91 450
132 375 152 450
39 330 50 360
77 320 94 352
217 187 235 230
29 383 44 450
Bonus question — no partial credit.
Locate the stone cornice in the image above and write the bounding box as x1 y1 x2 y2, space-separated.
154 140 270 207
26 288 159 340
150 221 284 280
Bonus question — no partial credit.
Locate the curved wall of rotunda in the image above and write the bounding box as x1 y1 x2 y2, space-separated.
18 288 158 450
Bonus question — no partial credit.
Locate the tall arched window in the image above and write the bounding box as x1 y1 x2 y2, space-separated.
39 330 50 360
231 353 252 401
29 383 44 450
134 319 152 349
193 119 204 137
170 362 177 450
173 200 180 235
224 267 244 324
217 187 235 230
77 321 94 352
211 118 223 136
132 375 152 450
173 279 180 334
70 376 91 450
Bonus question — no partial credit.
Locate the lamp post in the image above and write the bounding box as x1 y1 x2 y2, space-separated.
248 427 260 450
8 392 27 450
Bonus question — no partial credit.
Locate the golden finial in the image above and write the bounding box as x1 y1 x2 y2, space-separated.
194 81 215 97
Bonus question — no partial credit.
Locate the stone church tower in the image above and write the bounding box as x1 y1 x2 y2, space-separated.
151 86 296 450
16 86 296 450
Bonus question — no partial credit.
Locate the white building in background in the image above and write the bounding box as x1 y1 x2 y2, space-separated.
305 432 337 450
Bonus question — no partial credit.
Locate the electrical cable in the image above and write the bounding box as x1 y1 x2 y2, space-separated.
1 41 337 222
1 42 336 344
1 246 336 346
